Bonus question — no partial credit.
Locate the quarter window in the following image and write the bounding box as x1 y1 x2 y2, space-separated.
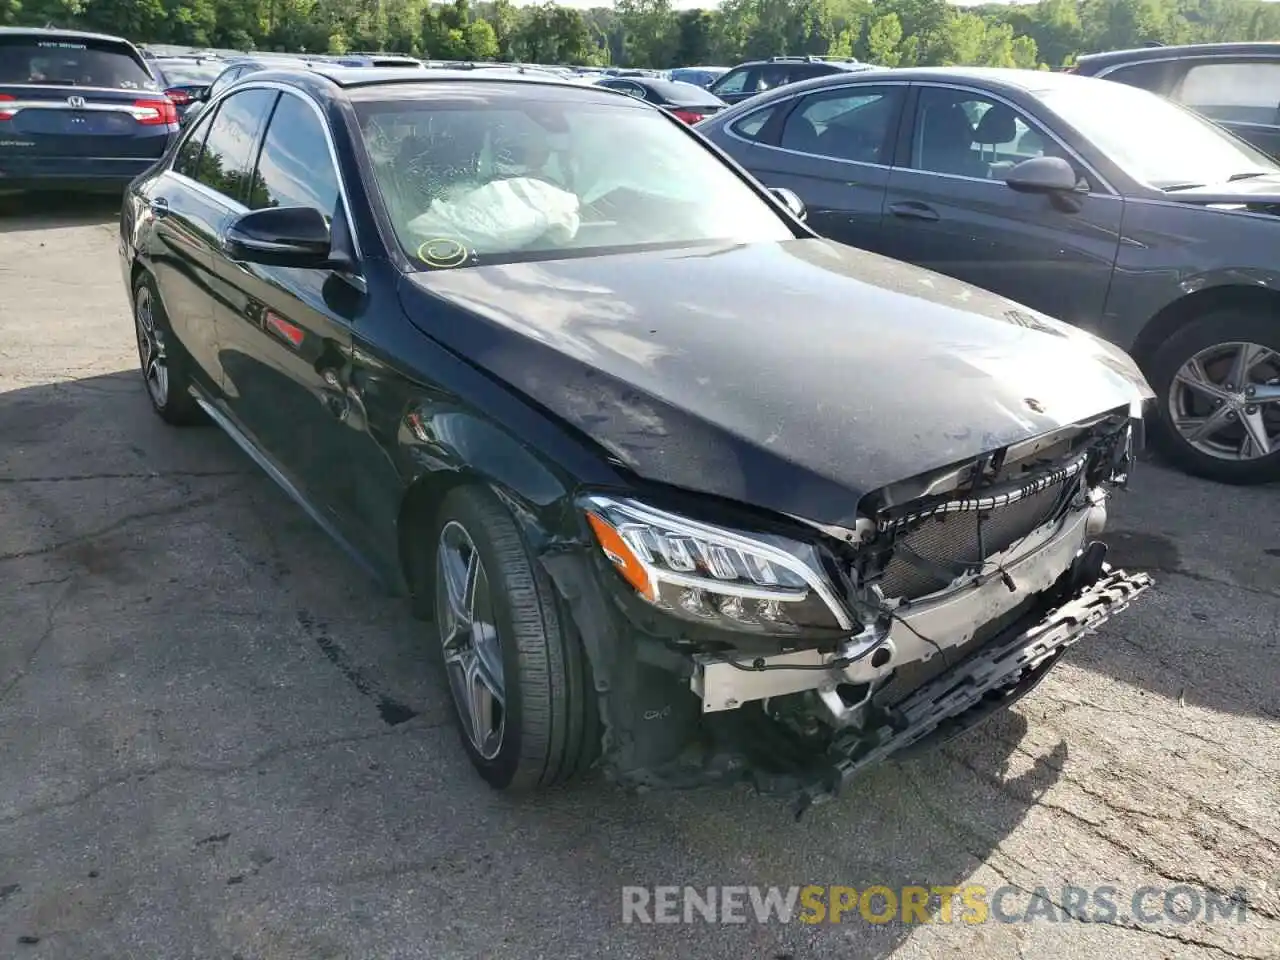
247 92 340 216
173 107 216 179
194 88 277 202
1176 61 1280 125
779 86 902 164
907 87 1073 182
1103 60 1176 94
729 104 779 141
207 65 242 98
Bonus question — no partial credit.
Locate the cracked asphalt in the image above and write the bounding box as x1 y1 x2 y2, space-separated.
1 194 1277 960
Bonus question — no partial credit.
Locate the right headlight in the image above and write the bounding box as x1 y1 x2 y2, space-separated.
582 495 854 634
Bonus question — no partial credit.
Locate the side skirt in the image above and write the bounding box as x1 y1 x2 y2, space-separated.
190 387 388 590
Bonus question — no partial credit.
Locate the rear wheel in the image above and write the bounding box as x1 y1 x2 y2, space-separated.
1147 309 1280 484
132 274 205 426
422 485 599 791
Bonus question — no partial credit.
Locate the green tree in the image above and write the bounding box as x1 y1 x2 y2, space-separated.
464 17 499 58
866 12 903 66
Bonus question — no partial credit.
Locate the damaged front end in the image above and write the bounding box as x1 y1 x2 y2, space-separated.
539 407 1153 814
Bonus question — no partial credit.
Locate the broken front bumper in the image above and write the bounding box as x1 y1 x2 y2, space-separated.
792 565 1152 812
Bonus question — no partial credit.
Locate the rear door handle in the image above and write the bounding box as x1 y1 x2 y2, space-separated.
149 196 170 217
320 368 351 422
888 201 940 222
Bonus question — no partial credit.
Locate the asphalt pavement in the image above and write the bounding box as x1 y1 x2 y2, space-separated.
1 193 1276 960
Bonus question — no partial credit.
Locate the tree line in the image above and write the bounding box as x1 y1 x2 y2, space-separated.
4 0 1280 71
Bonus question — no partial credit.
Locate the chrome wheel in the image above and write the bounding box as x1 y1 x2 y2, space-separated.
134 286 169 408
1169 340 1280 461
435 520 506 760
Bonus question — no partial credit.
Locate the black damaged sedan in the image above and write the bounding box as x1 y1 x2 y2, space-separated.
119 67 1153 809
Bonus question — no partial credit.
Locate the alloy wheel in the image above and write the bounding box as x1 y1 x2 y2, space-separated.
435 520 506 760
134 286 170 408
1169 340 1280 461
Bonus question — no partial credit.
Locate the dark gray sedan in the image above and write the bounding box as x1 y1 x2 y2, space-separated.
698 66 1280 485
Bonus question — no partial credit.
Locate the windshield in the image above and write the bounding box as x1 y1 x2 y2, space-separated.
356 94 794 268
1034 80 1280 189
155 61 221 86
0 37 157 90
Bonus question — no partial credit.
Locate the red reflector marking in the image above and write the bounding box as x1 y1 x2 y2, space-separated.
265 311 304 348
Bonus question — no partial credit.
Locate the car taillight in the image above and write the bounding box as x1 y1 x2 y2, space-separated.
134 98 179 126
164 88 192 105
670 108 704 125
0 94 14 121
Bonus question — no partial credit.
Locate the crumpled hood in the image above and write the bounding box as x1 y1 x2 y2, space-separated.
400 238 1152 527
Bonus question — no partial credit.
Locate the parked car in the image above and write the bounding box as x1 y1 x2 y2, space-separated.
710 56 875 106
329 53 424 68
671 66 730 89
0 27 178 192
148 56 223 119
119 65 1152 807
700 66 1280 485
1071 42 1280 159
595 75 728 123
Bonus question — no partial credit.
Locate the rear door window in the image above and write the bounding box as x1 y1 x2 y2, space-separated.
712 67 757 96
0 35 158 91
1175 60 1280 125
193 87 277 203
756 65 791 92
780 87 903 165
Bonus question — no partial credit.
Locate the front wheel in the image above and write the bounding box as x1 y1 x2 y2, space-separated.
1147 309 1280 484
422 486 599 792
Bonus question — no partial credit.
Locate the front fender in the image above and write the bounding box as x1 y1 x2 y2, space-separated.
1109 200 1280 349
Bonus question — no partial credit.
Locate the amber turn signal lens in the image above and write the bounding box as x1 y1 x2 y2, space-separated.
586 512 655 601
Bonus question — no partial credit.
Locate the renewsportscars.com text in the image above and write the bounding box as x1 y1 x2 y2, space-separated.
621 884 1249 926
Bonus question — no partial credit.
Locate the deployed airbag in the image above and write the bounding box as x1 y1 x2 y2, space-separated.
406 177 581 254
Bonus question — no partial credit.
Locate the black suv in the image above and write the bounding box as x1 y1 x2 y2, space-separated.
710 55 876 106
1072 42 1280 158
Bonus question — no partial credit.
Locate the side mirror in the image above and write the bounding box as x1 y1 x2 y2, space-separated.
770 186 807 221
1004 155 1087 195
222 206 333 268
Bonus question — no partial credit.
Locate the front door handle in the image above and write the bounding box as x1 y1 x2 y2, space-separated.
149 196 170 217
888 200 940 222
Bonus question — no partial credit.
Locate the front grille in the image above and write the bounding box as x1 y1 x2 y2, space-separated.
877 479 1069 601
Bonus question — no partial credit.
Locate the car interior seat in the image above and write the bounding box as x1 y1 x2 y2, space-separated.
917 103 985 178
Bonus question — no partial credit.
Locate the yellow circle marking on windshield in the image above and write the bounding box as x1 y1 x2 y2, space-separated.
418 238 469 269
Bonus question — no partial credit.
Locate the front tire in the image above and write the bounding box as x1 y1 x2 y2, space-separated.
132 274 205 426
423 486 599 792
1147 308 1280 484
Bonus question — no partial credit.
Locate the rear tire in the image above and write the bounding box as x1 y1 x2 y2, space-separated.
1146 308 1280 485
132 273 206 426
421 485 599 792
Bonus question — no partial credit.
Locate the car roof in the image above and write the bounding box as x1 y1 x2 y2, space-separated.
242 66 649 105
754 65 1107 97
0 26 137 45
1076 41 1280 67
731 57 869 72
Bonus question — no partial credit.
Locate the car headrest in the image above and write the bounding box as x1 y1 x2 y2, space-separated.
974 106 1018 145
